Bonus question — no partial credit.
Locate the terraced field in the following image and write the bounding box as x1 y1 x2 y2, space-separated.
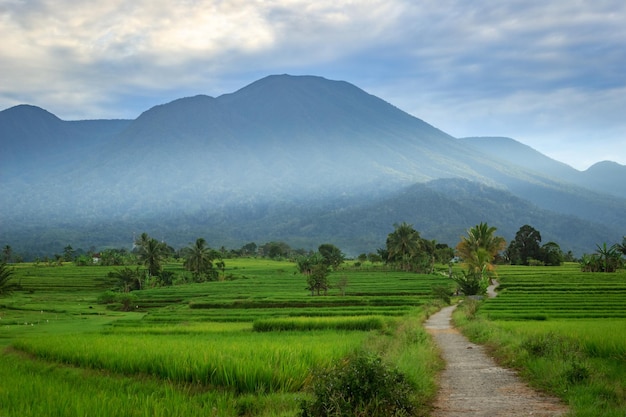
456 263 626 416
0 259 451 417
479 264 626 320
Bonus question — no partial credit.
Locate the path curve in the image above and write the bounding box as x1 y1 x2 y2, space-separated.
424 295 568 416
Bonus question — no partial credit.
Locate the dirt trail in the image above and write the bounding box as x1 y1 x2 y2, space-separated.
424 289 568 416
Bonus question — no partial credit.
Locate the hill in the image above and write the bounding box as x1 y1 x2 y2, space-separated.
1 75 624 258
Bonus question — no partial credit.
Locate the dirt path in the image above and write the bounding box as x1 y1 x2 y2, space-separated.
424 289 568 416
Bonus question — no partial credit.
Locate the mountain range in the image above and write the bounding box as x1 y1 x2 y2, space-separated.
1 74 625 259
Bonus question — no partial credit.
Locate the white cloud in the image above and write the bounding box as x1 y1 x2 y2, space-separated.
1 0 625 167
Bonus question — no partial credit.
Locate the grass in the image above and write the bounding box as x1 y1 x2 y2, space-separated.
1 258 447 416
454 263 626 416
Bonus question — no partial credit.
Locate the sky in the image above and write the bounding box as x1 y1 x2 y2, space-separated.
1 0 625 170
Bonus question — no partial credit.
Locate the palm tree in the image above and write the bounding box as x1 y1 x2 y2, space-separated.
456 222 506 280
108 267 143 292
595 243 622 273
2 245 12 263
184 238 215 281
141 237 166 278
0 262 20 296
386 222 422 271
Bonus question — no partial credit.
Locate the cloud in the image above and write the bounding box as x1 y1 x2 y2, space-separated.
1 0 625 167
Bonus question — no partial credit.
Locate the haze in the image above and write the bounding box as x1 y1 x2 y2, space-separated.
1 1 625 170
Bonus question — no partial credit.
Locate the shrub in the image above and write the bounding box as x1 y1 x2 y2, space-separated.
431 284 453 305
563 359 590 385
97 290 117 304
299 351 417 417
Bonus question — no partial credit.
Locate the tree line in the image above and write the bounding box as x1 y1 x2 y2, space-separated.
2 224 624 301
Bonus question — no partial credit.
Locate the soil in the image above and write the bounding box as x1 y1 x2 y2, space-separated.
424 284 569 416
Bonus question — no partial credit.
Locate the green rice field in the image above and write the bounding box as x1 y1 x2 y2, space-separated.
455 263 626 417
0 259 449 417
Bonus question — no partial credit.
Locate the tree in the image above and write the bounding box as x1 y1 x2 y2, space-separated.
184 238 216 281
385 222 423 271
506 225 542 265
261 241 292 259
617 237 626 256
63 245 75 262
296 253 325 276
306 263 330 296
135 234 167 278
455 222 506 294
318 243 345 270
595 243 622 273
108 267 143 292
240 242 257 256
0 262 21 296
2 245 12 263
540 242 563 266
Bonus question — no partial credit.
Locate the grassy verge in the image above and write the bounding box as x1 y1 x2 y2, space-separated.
454 299 626 417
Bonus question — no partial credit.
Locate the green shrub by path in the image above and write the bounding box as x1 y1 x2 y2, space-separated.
300 351 418 417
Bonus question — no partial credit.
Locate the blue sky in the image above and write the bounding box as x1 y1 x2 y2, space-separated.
1 0 625 169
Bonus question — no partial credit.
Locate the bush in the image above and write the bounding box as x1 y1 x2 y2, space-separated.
97 291 118 304
300 351 417 417
431 284 453 304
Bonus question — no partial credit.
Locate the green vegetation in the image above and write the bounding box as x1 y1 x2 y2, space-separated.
0 258 448 417
506 224 564 266
454 263 626 416
3 226 625 416
453 222 506 295
0 262 20 296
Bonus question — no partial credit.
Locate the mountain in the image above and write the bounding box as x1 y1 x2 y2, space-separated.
461 136 626 199
1 75 625 258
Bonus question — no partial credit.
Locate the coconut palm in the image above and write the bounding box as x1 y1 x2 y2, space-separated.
456 222 506 281
386 222 422 271
0 262 20 296
140 237 167 278
2 245 12 263
184 238 215 281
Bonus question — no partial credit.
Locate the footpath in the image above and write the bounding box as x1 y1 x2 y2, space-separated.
424 284 568 416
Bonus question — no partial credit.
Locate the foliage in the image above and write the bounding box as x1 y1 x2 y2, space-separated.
318 243 345 270
540 241 564 266
384 222 438 273
431 284 454 304
297 250 337 295
300 351 418 417
506 224 542 265
260 241 293 259
452 270 488 296
0 262 21 296
116 292 139 312
307 263 331 296
580 242 623 272
455 222 505 294
182 238 219 281
134 233 167 277
108 267 144 292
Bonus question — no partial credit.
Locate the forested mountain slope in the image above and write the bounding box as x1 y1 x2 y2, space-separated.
1 75 624 257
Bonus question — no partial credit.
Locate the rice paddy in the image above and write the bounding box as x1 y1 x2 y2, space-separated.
0 259 448 416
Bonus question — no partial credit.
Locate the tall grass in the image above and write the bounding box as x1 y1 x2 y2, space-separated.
12 330 367 393
0 351 306 417
4 259 453 415
252 316 388 332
